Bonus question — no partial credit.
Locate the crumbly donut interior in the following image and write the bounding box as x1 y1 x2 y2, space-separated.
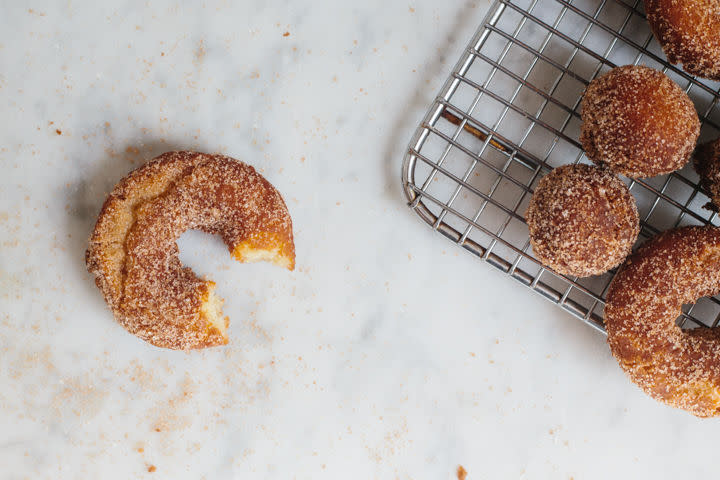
232 233 294 269
199 282 228 338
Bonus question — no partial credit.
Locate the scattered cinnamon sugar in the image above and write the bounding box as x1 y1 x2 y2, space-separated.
147 465 156 473
194 40 206 63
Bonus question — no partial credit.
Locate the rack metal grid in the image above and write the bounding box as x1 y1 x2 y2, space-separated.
401 0 720 333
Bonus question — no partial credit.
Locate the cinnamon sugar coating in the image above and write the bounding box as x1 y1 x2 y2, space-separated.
525 164 639 277
645 0 720 80
694 137 720 210
580 65 699 178
605 226 720 417
86 151 295 350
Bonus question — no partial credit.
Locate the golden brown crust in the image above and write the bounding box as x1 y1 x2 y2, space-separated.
580 65 699 178
645 0 720 80
694 138 720 210
86 151 295 350
525 164 639 277
605 226 720 417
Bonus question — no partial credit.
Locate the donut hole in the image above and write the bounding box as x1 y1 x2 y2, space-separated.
525 164 639 277
177 229 230 281
678 296 720 330
176 229 232 336
645 0 720 81
580 65 700 178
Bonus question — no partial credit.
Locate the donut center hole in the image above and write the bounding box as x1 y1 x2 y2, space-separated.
677 298 720 330
177 229 230 281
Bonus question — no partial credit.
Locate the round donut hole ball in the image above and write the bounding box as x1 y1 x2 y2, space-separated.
525 163 639 278
580 64 699 179
645 0 720 80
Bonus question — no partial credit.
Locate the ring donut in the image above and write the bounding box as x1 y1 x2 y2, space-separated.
645 0 720 80
605 226 720 417
86 151 295 350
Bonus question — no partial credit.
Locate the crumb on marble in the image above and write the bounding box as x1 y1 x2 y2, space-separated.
194 40 206 63
457 465 467 480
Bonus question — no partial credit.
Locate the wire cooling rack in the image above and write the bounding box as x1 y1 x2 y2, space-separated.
401 0 720 333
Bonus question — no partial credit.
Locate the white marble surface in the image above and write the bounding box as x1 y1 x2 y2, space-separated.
3 1 720 478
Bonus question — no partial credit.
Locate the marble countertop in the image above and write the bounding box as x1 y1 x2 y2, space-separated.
3 1 720 478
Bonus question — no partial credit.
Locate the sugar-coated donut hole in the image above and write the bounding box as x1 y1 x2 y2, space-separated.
525 163 639 277
580 65 699 178
645 0 720 80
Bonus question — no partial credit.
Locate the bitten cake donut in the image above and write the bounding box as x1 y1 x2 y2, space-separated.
605 226 720 417
525 164 639 277
645 0 720 80
580 65 699 178
86 151 295 350
694 138 720 209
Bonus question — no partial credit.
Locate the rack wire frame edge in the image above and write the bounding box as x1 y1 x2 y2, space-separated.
401 0 720 335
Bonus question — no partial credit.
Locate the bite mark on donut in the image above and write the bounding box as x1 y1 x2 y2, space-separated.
199 283 228 340
231 232 295 269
